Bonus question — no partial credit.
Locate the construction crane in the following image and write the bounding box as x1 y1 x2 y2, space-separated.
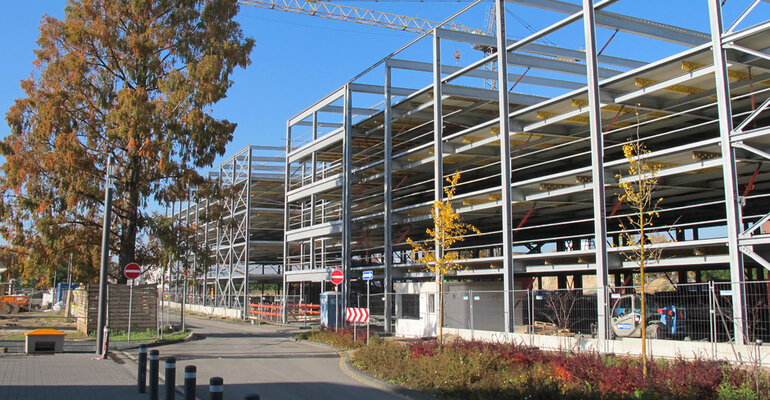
237 0 482 35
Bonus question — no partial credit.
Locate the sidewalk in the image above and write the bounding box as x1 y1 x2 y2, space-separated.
0 352 147 400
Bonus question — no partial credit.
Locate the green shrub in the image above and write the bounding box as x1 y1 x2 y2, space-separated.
716 382 756 400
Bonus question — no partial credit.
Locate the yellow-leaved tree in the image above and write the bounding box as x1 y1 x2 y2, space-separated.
616 138 664 377
407 172 480 342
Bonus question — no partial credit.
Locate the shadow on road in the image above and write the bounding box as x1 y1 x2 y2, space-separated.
3 385 148 400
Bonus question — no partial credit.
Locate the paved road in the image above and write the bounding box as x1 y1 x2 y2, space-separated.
152 315 406 400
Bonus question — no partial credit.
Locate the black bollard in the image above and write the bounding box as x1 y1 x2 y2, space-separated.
209 377 224 400
149 350 160 400
165 357 176 400
244 395 260 400
184 365 197 400
137 344 147 393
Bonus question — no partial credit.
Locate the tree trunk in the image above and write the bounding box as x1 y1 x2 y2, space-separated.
117 157 141 284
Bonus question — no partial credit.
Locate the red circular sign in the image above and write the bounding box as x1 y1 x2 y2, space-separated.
124 263 141 280
330 269 344 285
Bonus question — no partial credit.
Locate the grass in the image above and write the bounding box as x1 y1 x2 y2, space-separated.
91 328 191 343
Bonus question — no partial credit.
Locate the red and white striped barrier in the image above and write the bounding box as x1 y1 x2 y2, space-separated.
346 307 370 323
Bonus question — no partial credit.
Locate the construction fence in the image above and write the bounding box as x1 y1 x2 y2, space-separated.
352 280 770 344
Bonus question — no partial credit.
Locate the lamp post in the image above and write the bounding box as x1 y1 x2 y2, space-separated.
96 154 116 355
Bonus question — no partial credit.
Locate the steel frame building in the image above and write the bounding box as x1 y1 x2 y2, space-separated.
172 145 285 317
283 0 770 343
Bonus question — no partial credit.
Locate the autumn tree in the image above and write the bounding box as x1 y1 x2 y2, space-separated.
1 0 254 284
407 172 480 341
616 138 665 376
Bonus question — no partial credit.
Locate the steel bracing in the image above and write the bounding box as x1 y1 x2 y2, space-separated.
172 146 285 316
283 0 770 342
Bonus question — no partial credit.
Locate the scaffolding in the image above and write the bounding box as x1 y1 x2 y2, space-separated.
284 0 770 342
172 145 285 317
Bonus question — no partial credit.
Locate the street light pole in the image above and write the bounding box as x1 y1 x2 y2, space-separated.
96 154 115 356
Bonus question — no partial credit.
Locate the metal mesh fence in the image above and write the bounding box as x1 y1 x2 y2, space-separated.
389 281 770 344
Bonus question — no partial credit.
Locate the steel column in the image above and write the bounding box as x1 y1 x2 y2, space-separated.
495 0 516 333
433 30 444 266
282 123 292 324
342 84 353 321
310 113 318 272
708 0 747 345
203 197 209 307
583 0 610 345
384 65 394 334
243 148 253 319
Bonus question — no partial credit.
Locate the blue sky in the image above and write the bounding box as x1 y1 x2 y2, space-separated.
1 1 767 168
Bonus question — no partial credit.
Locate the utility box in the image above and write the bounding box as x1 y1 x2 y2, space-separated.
320 291 340 328
24 329 65 354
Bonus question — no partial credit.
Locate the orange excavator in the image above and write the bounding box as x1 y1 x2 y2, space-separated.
0 294 30 314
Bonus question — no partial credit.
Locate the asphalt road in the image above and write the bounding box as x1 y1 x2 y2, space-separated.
152 315 407 400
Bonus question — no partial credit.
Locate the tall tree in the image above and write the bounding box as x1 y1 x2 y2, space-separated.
407 172 480 342
1 0 254 284
616 137 664 377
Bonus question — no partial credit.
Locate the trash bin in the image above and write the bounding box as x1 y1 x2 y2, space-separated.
320 291 340 328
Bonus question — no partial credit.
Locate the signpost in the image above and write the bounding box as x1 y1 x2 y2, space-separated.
330 269 343 330
346 307 370 342
362 271 373 344
124 263 141 342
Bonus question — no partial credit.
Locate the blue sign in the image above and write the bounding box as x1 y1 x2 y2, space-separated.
362 271 373 280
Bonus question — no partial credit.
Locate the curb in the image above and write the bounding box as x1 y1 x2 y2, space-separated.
295 339 440 400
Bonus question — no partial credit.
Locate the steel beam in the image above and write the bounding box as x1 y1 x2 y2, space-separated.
436 28 645 69
709 0 747 345
507 0 709 46
583 0 610 345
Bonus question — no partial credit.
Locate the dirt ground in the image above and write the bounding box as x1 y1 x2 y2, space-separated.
0 309 77 333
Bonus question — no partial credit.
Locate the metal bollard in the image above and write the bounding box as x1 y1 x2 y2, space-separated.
184 365 197 400
137 344 147 393
149 350 160 400
209 377 224 400
244 395 260 400
165 357 176 400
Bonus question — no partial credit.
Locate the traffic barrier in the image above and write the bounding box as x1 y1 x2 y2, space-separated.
210 377 224 400
184 365 197 400
165 357 176 400
137 344 147 393
149 350 159 400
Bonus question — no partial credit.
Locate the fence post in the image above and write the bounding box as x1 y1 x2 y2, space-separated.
468 289 474 340
709 280 716 358
184 365 196 400
165 357 176 400
210 377 224 400
149 350 159 400
137 344 147 393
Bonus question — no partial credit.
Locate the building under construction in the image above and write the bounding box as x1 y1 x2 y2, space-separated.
281 0 770 345
171 145 285 316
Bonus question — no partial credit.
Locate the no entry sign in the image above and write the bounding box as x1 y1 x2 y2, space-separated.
124 263 141 280
330 269 344 285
